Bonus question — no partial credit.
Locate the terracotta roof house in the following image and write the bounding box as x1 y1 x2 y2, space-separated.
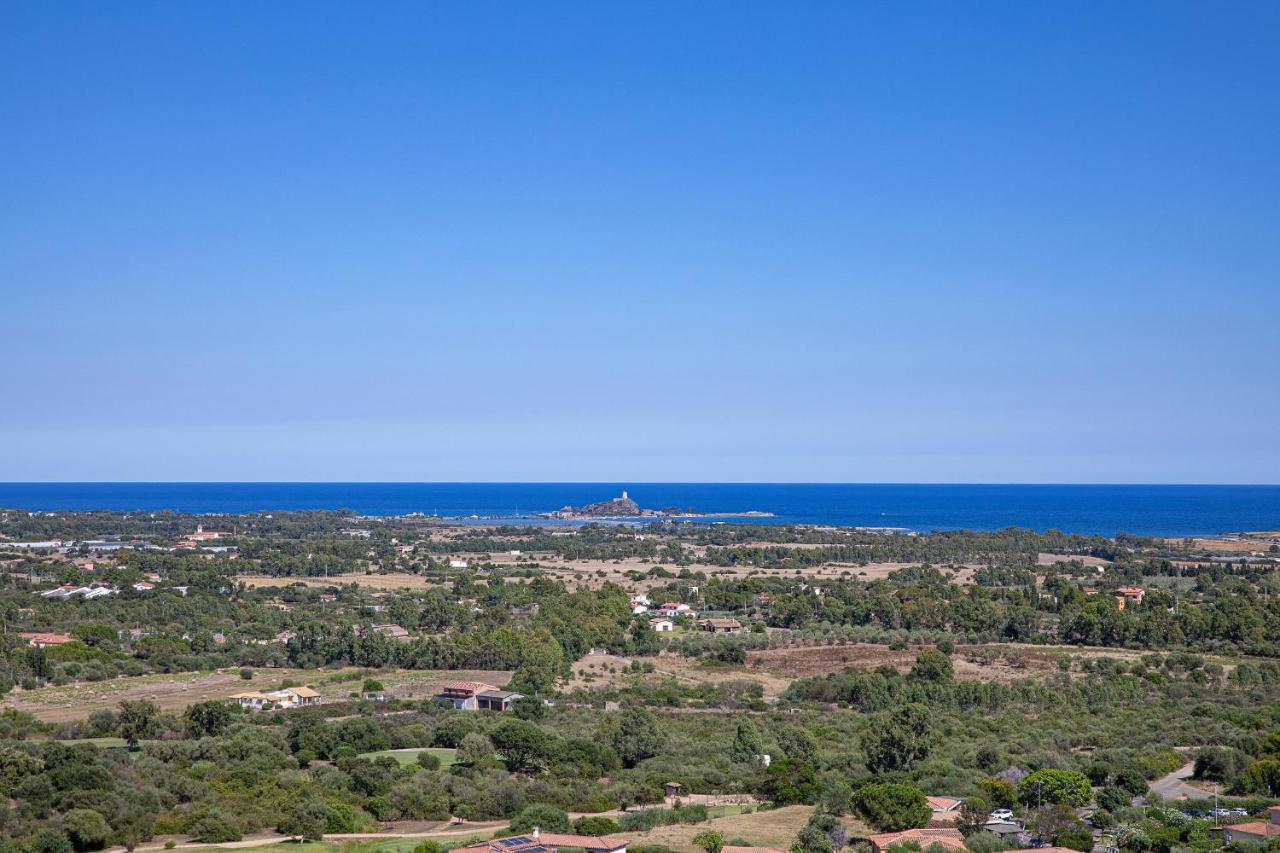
464 828 627 853
927 796 964 818
649 617 675 632
866 827 966 853
1216 806 1280 843
231 686 321 711
28 634 75 648
697 618 744 634
1114 586 1145 609
437 681 500 710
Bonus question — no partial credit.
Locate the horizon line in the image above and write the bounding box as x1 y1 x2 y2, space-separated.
2 481 1279 488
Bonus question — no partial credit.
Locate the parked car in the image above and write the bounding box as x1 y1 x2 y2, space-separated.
990 809 1016 822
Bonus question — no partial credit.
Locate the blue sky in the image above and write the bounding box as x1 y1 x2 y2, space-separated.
1 2 1277 483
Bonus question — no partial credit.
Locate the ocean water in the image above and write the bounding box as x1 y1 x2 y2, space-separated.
0 483 1278 537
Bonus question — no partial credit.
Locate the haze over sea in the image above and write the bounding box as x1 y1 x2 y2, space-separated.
1 483 1278 538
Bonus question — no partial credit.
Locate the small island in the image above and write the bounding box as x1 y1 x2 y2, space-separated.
541 490 773 520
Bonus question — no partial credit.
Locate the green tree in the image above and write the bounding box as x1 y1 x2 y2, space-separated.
730 716 764 763
910 648 953 682
458 732 495 767
0 745 43 794
30 829 72 853
190 812 242 843
183 700 236 738
693 830 724 853
509 803 571 835
575 817 620 836
763 758 819 805
1018 769 1091 808
278 800 329 842
117 700 159 748
612 705 663 768
1025 804 1089 846
490 718 549 772
792 808 844 853
853 783 932 832
864 703 935 773
62 809 112 852
957 796 991 835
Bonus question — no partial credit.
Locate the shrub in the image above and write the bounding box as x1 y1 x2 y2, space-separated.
853 783 931 832
509 804 571 835
61 809 112 852
574 817 620 836
190 812 242 843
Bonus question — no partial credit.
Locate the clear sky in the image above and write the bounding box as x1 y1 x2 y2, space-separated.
2 2 1278 483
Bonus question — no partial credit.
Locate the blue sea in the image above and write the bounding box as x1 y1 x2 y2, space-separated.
0 483 1278 537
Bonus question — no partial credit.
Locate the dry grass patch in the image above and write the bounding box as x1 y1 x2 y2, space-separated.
616 805 825 852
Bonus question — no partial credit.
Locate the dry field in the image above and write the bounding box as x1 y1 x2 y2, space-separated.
1036 552 1112 567
237 573 446 591
238 556 994 595
1159 536 1278 553
616 805 832 852
1 667 511 722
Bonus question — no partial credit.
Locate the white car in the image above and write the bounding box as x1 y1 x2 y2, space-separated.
990 809 1015 822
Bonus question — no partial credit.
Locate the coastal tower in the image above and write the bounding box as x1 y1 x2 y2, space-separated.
621 490 628 500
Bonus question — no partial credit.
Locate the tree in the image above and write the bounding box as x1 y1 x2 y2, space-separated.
864 703 935 773
575 817 620 836
490 718 549 772
278 800 329 842
1018 769 1092 808
693 830 724 853
1239 758 1280 795
363 678 385 693
183 700 236 738
763 759 819 805
458 732 495 767
778 727 820 765
977 778 1017 810
190 812 242 843
0 745 44 795
62 809 112 852
853 783 932 832
730 716 764 763
117 700 159 748
509 803 571 835
792 808 844 853
30 829 72 853
612 705 663 768
958 796 991 835
910 648 953 682
1025 804 1089 846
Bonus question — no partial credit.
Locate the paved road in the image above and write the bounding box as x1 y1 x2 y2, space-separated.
1149 762 1207 801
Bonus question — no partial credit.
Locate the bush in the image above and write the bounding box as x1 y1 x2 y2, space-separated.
509 804 571 835
190 812 242 844
574 817 621 836
853 783 931 832
239 668 253 680
61 809 112 852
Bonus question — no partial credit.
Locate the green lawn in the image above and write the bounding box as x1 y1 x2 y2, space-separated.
357 747 458 767
56 737 129 749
